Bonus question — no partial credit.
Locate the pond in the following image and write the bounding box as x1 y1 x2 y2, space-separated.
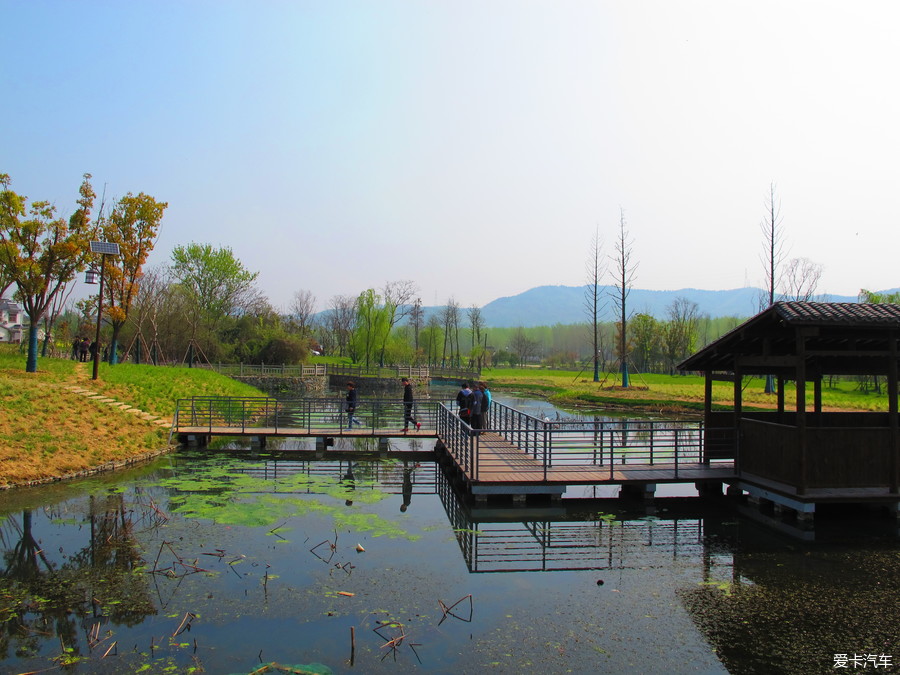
0 394 898 674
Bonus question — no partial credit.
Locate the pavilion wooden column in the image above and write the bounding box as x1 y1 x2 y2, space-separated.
704 372 713 464
889 332 898 494
777 375 785 422
796 328 807 495
733 365 743 475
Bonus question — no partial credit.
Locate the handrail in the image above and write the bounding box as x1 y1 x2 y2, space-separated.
172 396 707 478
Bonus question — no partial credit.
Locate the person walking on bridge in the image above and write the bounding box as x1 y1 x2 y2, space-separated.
345 381 363 430
401 377 421 433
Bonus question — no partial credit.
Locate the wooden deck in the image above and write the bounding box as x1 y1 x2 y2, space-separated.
446 432 736 490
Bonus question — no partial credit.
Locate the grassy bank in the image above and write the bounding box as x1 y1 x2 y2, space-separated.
480 367 891 414
0 346 262 488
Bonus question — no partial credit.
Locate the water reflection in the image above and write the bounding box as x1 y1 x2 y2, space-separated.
0 452 896 674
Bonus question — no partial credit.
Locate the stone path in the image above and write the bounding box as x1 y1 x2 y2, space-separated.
64 385 173 429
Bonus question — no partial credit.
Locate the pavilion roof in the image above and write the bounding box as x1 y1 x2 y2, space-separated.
678 302 900 376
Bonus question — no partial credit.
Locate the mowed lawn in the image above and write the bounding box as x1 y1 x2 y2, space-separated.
0 346 263 487
481 366 892 413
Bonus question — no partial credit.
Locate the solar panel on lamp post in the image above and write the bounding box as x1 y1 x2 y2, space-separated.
87 241 120 381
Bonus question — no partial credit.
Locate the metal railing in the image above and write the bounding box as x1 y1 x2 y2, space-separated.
173 396 446 435
173 396 710 483
438 401 707 481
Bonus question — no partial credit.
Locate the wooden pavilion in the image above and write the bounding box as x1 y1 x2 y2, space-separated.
678 301 900 520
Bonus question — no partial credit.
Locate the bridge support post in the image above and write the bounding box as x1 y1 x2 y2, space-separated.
619 483 655 501
696 481 722 498
378 437 390 456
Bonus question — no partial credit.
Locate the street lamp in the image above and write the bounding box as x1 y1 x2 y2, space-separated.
85 241 120 381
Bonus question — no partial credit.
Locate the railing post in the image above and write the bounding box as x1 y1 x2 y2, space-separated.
674 428 679 478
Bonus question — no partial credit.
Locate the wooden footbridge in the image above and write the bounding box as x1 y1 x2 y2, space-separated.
172 397 735 499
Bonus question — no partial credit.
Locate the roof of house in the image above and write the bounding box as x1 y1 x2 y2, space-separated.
678 301 900 376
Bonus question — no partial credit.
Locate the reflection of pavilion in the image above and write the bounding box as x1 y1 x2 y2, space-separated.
436 470 736 575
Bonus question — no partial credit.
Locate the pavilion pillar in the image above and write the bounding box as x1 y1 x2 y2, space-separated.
814 373 823 426
704 372 713 464
777 375 786 423
889 332 899 494
734 366 743 476
796 329 807 495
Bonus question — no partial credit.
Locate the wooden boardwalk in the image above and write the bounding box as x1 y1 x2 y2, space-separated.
172 396 736 497
449 431 735 488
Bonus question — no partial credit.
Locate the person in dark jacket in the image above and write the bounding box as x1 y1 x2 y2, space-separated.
456 382 474 426
345 381 363 430
401 377 420 432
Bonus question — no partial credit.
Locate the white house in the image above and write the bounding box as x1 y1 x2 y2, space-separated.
0 299 25 343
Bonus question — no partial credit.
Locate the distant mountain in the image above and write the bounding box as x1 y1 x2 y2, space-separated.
477 285 859 328
315 285 866 329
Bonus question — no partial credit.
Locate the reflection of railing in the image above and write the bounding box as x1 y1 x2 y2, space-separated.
192 457 439 498
437 470 732 573
174 396 447 435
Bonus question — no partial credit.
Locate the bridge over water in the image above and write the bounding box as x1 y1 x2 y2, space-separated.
171 396 735 500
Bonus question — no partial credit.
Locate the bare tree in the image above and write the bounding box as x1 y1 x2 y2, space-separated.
663 297 700 374
609 209 636 387
288 289 317 336
759 182 786 393
783 257 823 301
584 226 606 382
439 299 460 367
509 327 538 366
759 181 787 310
467 304 484 369
326 294 356 358
378 280 418 365
129 265 169 363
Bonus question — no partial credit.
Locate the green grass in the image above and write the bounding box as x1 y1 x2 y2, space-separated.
482 366 893 413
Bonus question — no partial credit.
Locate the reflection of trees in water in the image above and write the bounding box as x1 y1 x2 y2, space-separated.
0 493 157 664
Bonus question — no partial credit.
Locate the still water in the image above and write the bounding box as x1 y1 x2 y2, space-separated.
0 394 898 674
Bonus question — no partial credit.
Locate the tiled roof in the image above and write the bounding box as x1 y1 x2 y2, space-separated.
775 301 900 325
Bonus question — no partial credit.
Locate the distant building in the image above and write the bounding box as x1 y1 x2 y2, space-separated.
0 299 25 343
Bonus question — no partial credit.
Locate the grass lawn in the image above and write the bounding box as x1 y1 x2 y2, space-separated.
480 366 891 414
0 345 263 487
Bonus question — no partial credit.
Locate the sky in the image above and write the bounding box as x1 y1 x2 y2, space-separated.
4 1 900 312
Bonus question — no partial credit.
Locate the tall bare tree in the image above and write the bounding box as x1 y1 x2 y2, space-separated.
584 226 606 382
759 181 786 310
609 209 636 387
467 304 485 369
439 299 460 367
759 182 785 393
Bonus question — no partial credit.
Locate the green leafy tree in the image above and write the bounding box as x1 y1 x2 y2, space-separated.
169 243 259 359
630 313 661 373
0 173 95 372
99 192 167 364
351 289 390 368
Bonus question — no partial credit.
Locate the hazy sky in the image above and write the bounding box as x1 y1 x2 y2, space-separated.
4 1 899 311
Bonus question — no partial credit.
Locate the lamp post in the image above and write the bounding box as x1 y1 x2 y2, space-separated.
85 241 120 381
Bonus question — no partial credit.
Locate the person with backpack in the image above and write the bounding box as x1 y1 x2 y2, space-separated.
456 382 474 426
